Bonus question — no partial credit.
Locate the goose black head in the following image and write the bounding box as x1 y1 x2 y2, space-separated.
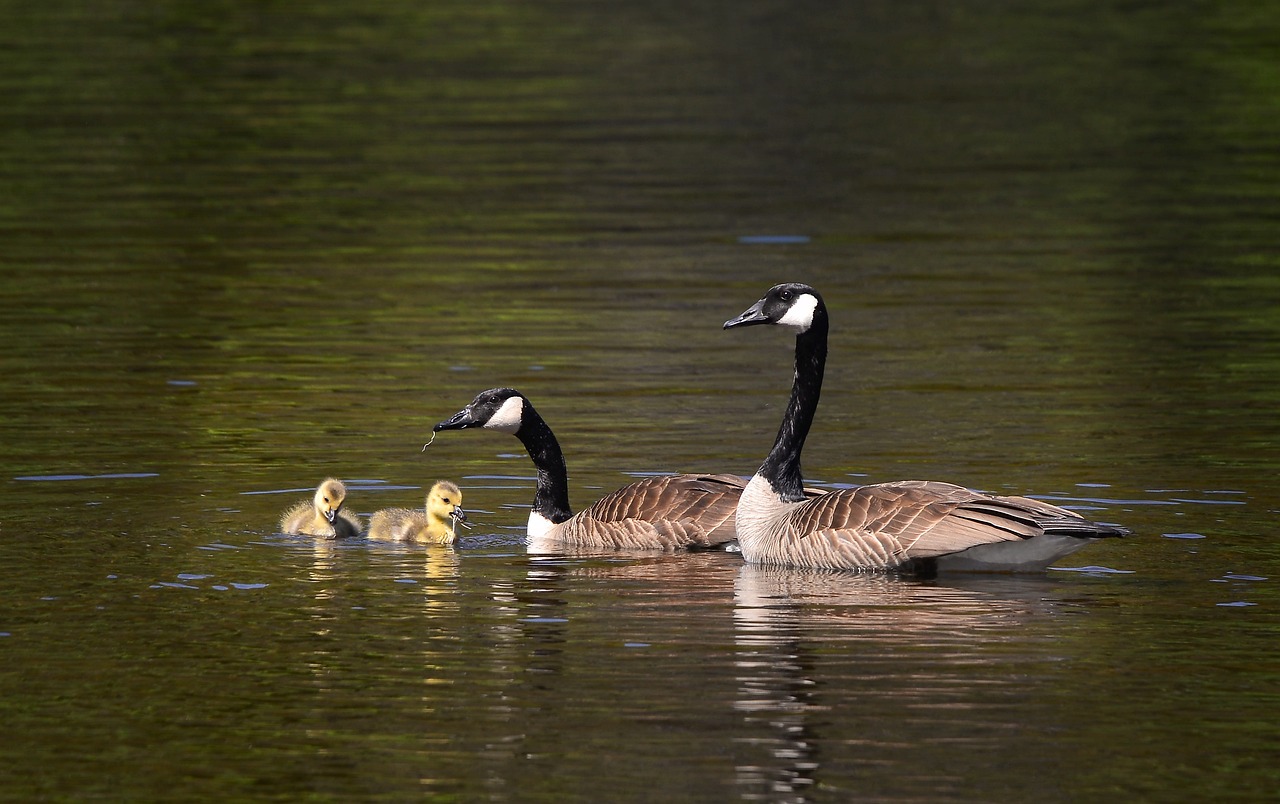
435 388 528 435
723 283 826 335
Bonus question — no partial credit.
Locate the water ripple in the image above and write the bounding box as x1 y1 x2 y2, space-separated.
15 472 158 482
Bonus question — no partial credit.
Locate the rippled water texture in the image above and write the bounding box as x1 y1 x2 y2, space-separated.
2 1 1278 800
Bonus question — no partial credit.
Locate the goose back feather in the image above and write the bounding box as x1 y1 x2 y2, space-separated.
547 472 745 550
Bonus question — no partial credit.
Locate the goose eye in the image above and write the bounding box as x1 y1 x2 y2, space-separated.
780 290 793 301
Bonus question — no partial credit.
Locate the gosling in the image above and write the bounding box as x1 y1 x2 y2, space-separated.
279 478 363 539
367 480 467 545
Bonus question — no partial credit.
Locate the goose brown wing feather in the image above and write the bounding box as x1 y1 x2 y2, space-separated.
555 473 746 550
978 494 1129 538
786 480 1052 566
558 515 718 551
996 494 1078 518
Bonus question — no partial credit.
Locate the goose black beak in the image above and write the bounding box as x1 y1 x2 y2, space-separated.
434 407 478 432
723 299 770 329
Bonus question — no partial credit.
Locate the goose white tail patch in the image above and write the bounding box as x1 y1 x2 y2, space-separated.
776 293 818 333
486 395 524 433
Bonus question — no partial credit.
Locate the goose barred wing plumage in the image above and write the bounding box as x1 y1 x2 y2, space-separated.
554 473 746 550
779 480 1117 570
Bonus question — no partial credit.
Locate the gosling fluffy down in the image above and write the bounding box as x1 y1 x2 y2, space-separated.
279 477 363 539
367 480 467 545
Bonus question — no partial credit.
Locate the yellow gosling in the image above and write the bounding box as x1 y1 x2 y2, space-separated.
367 480 466 545
279 478 363 539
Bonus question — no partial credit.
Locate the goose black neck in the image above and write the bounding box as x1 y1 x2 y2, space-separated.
759 317 828 502
515 406 573 524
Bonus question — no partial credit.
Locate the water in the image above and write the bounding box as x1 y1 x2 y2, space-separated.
3 0 1279 800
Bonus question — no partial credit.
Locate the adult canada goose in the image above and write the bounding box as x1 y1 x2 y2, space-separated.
433 388 745 550
723 283 1128 573
279 477 363 539
367 480 468 545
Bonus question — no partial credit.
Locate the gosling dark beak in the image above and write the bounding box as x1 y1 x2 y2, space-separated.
324 509 337 523
723 299 770 329
435 406 478 432
451 506 471 529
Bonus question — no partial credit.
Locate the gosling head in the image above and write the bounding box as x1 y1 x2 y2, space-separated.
723 283 827 335
434 388 528 436
313 478 348 524
426 480 467 539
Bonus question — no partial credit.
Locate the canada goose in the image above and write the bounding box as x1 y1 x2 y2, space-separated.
433 388 745 550
723 283 1128 573
279 478 363 539
367 480 468 545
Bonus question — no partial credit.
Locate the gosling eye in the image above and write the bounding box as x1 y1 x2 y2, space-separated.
323 496 330 503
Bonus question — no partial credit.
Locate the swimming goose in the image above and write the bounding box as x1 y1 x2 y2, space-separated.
433 388 745 550
367 480 468 545
723 283 1128 573
279 477 363 539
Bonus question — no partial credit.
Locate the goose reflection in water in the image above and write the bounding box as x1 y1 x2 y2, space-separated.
731 565 1064 802
299 532 463 674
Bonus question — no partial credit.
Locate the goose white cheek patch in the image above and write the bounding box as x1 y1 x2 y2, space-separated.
776 294 818 333
485 395 524 433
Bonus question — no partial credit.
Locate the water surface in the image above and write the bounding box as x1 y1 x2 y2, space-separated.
2 0 1278 800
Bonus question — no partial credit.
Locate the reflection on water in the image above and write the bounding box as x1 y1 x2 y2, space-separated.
0 490 1274 800
734 564 1059 642
731 566 1066 801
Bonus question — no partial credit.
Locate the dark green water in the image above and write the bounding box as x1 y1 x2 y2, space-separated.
2 1 1277 800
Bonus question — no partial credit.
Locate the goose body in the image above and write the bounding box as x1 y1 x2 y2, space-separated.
434 388 744 550
279 478 363 539
367 480 467 545
724 283 1128 573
